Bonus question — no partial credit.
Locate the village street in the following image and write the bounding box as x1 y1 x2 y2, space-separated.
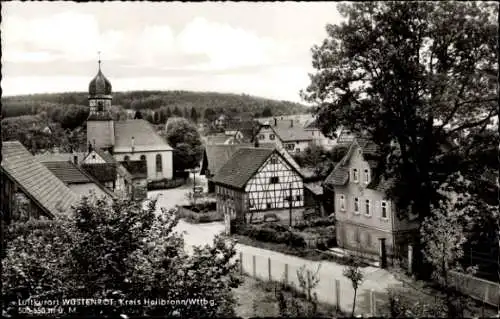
148 177 403 315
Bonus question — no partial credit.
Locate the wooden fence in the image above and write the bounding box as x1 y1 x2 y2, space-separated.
238 251 383 316
450 270 500 307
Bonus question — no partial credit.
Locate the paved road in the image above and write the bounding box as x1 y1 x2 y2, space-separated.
149 181 402 316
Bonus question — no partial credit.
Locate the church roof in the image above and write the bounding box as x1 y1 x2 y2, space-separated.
113 119 173 153
1 141 79 218
89 63 112 96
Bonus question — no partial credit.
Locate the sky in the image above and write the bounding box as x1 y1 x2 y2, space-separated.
1 1 345 103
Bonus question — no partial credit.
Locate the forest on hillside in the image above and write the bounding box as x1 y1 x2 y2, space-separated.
1 90 309 119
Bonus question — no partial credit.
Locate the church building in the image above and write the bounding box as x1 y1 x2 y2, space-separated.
86 60 174 181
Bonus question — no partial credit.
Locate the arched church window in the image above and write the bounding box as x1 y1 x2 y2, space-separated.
140 155 146 161
97 101 104 111
156 154 162 172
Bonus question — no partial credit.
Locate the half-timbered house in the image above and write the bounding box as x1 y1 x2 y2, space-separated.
212 147 305 225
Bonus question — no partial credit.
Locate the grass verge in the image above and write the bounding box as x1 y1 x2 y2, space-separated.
232 233 369 267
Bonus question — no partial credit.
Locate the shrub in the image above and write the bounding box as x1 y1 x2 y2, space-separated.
294 216 335 231
236 224 306 248
147 178 185 190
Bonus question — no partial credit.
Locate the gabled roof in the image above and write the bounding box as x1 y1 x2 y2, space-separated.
95 149 116 163
204 134 233 145
263 125 313 142
258 143 303 177
1 141 78 217
80 163 117 183
119 160 147 179
324 138 382 188
43 161 117 198
113 119 173 153
212 148 275 189
43 161 94 184
201 143 253 176
35 152 86 164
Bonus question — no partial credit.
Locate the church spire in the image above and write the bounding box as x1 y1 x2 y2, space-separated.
98 51 101 70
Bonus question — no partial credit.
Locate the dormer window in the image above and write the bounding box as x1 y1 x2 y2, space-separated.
364 169 370 184
352 169 359 183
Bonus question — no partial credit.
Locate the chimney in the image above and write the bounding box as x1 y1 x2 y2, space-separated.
131 136 135 152
73 155 78 165
290 119 293 127
88 142 93 154
274 118 277 126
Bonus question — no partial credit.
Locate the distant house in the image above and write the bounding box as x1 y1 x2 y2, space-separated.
214 114 227 129
212 147 305 225
303 119 336 150
323 138 419 259
119 160 148 200
42 161 115 200
204 133 238 145
255 118 314 153
1 141 79 223
200 143 253 192
224 119 258 143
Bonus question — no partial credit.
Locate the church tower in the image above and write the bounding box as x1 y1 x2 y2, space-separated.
87 57 115 151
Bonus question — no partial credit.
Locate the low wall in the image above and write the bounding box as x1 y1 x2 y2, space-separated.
449 270 500 307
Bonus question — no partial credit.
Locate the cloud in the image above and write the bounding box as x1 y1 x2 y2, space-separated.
177 17 279 70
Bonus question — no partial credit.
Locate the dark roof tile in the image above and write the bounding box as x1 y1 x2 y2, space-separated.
212 148 275 189
43 161 93 184
81 163 117 183
1 141 78 217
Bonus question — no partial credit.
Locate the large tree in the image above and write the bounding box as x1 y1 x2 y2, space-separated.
303 1 497 221
163 117 204 173
2 197 241 318
302 1 498 277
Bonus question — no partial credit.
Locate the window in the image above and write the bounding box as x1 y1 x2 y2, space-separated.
339 195 346 211
140 155 146 161
269 176 279 184
354 197 359 214
364 169 370 184
97 101 104 111
267 202 273 209
156 154 162 172
270 158 278 165
259 134 265 140
249 199 254 208
295 148 301 153
270 134 275 140
353 169 359 183
295 195 301 201
365 199 371 216
124 155 130 161
381 201 388 219
92 154 96 159
286 143 295 150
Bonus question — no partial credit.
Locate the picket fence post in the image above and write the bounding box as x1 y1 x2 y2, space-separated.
335 279 341 312
240 252 243 275
252 255 256 278
268 257 272 281
370 289 376 316
284 263 289 285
